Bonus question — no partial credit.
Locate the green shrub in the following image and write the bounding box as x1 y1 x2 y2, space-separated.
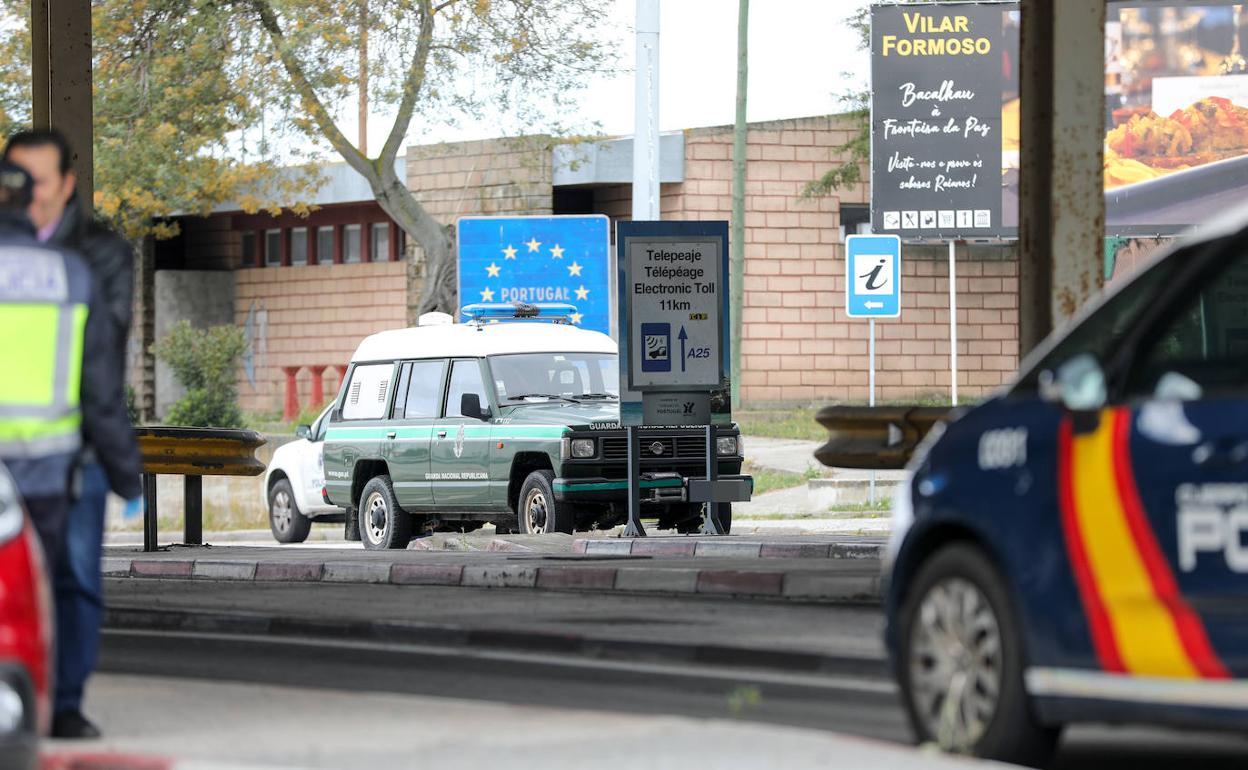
153 320 246 428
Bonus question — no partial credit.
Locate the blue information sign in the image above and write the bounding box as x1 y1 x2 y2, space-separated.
457 215 611 334
845 234 902 319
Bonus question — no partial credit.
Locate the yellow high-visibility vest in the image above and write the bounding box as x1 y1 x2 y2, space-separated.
0 246 88 459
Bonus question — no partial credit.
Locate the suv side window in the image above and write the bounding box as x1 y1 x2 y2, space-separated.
404 360 446 418
445 359 489 418
1125 250 1248 399
341 363 393 420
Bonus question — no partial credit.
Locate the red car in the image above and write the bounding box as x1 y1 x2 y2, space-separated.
0 463 52 769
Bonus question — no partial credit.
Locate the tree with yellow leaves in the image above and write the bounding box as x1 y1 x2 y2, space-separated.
0 0 319 241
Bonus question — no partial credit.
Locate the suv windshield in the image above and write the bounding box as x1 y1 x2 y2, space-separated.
488 353 619 402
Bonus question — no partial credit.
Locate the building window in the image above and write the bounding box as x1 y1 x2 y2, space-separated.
241 232 255 265
265 229 282 267
371 223 390 262
344 224 361 263
291 227 308 265
317 227 335 265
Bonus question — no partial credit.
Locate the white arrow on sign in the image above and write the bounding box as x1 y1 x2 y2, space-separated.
864 301 884 309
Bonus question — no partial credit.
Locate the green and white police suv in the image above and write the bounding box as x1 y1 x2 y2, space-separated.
322 304 748 549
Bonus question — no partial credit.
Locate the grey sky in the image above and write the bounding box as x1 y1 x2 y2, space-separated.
324 0 871 156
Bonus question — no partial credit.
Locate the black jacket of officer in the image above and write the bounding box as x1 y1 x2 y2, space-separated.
48 196 134 375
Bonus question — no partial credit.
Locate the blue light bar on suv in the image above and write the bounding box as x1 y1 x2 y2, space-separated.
460 302 578 324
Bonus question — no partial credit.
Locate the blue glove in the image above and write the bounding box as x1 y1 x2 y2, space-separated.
121 497 143 520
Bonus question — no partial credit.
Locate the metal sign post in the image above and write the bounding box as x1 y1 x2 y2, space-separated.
949 240 959 406
846 233 902 508
868 317 876 504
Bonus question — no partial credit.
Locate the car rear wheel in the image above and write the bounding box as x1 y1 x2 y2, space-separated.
358 475 411 550
517 470 573 534
268 478 312 544
898 542 1059 767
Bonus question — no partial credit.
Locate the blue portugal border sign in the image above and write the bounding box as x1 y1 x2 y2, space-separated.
457 215 611 334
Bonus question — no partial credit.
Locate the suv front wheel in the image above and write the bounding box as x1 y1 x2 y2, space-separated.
358 475 412 550
517 470 574 534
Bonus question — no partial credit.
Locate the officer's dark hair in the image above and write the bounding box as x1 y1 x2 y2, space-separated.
2 129 74 175
0 161 33 211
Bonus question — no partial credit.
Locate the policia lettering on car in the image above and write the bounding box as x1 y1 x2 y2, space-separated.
321 305 748 550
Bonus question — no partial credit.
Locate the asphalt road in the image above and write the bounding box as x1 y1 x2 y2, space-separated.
97 581 1248 768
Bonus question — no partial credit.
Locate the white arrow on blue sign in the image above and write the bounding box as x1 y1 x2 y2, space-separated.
845 234 902 319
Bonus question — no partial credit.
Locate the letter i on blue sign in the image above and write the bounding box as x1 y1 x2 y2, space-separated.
640 323 671 372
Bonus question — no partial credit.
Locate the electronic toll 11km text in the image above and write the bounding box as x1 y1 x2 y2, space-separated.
633 282 718 294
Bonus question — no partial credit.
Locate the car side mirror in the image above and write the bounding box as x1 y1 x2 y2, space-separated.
295 424 311 439
460 392 490 421
1040 353 1106 412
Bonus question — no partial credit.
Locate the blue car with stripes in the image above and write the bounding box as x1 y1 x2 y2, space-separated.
885 211 1248 766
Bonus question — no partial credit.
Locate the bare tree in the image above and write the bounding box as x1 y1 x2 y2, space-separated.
242 0 614 312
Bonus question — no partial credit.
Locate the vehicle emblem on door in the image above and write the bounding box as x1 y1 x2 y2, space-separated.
454 424 466 458
650 441 665 456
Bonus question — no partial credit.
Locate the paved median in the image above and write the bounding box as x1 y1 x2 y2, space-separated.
104 538 885 604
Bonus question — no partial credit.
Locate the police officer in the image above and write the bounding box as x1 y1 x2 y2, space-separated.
6 129 143 739
0 160 141 738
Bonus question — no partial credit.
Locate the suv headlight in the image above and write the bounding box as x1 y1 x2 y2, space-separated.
570 438 596 459
716 436 740 456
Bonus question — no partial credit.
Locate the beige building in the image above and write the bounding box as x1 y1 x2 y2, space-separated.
146 114 1022 420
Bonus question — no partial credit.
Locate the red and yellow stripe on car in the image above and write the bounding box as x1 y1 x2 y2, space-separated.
1058 407 1228 679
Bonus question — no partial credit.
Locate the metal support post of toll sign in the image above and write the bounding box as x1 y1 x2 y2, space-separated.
624 425 644 537
846 233 902 508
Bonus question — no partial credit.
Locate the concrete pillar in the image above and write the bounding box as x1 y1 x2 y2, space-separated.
30 0 93 206
308 365 327 409
1018 0 1107 353
283 366 301 421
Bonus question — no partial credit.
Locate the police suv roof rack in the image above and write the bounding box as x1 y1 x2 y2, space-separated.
460 302 578 326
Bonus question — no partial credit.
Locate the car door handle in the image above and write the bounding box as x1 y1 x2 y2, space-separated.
437 431 447 439
1193 440 1248 467
386 432 397 439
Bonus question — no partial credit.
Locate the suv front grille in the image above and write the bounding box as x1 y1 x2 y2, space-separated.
601 433 709 461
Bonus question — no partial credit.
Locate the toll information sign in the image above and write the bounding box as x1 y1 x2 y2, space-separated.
624 238 721 388
617 221 731 427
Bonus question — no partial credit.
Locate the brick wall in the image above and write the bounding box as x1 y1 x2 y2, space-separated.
406 136 554 220
234 262 408 414
652 115 1020 405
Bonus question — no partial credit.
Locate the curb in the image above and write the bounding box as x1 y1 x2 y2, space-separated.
102 555 882 604
104 605 889 680
571 538 885 560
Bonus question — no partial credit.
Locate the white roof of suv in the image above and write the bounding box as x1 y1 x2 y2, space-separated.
350 321 617 363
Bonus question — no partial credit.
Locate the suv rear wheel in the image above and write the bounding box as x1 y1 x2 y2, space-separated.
517 470 574 534
898 542 1059 767
359 475 412 550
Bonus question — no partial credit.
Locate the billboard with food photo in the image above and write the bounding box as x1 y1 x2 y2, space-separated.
1102 3 1248 233
873 1 1248 237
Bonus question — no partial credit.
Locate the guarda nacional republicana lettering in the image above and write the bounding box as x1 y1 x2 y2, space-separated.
880 11 992 57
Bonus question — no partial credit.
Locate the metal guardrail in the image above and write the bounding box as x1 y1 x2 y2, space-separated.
813 406 953 470
135 427 266 552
